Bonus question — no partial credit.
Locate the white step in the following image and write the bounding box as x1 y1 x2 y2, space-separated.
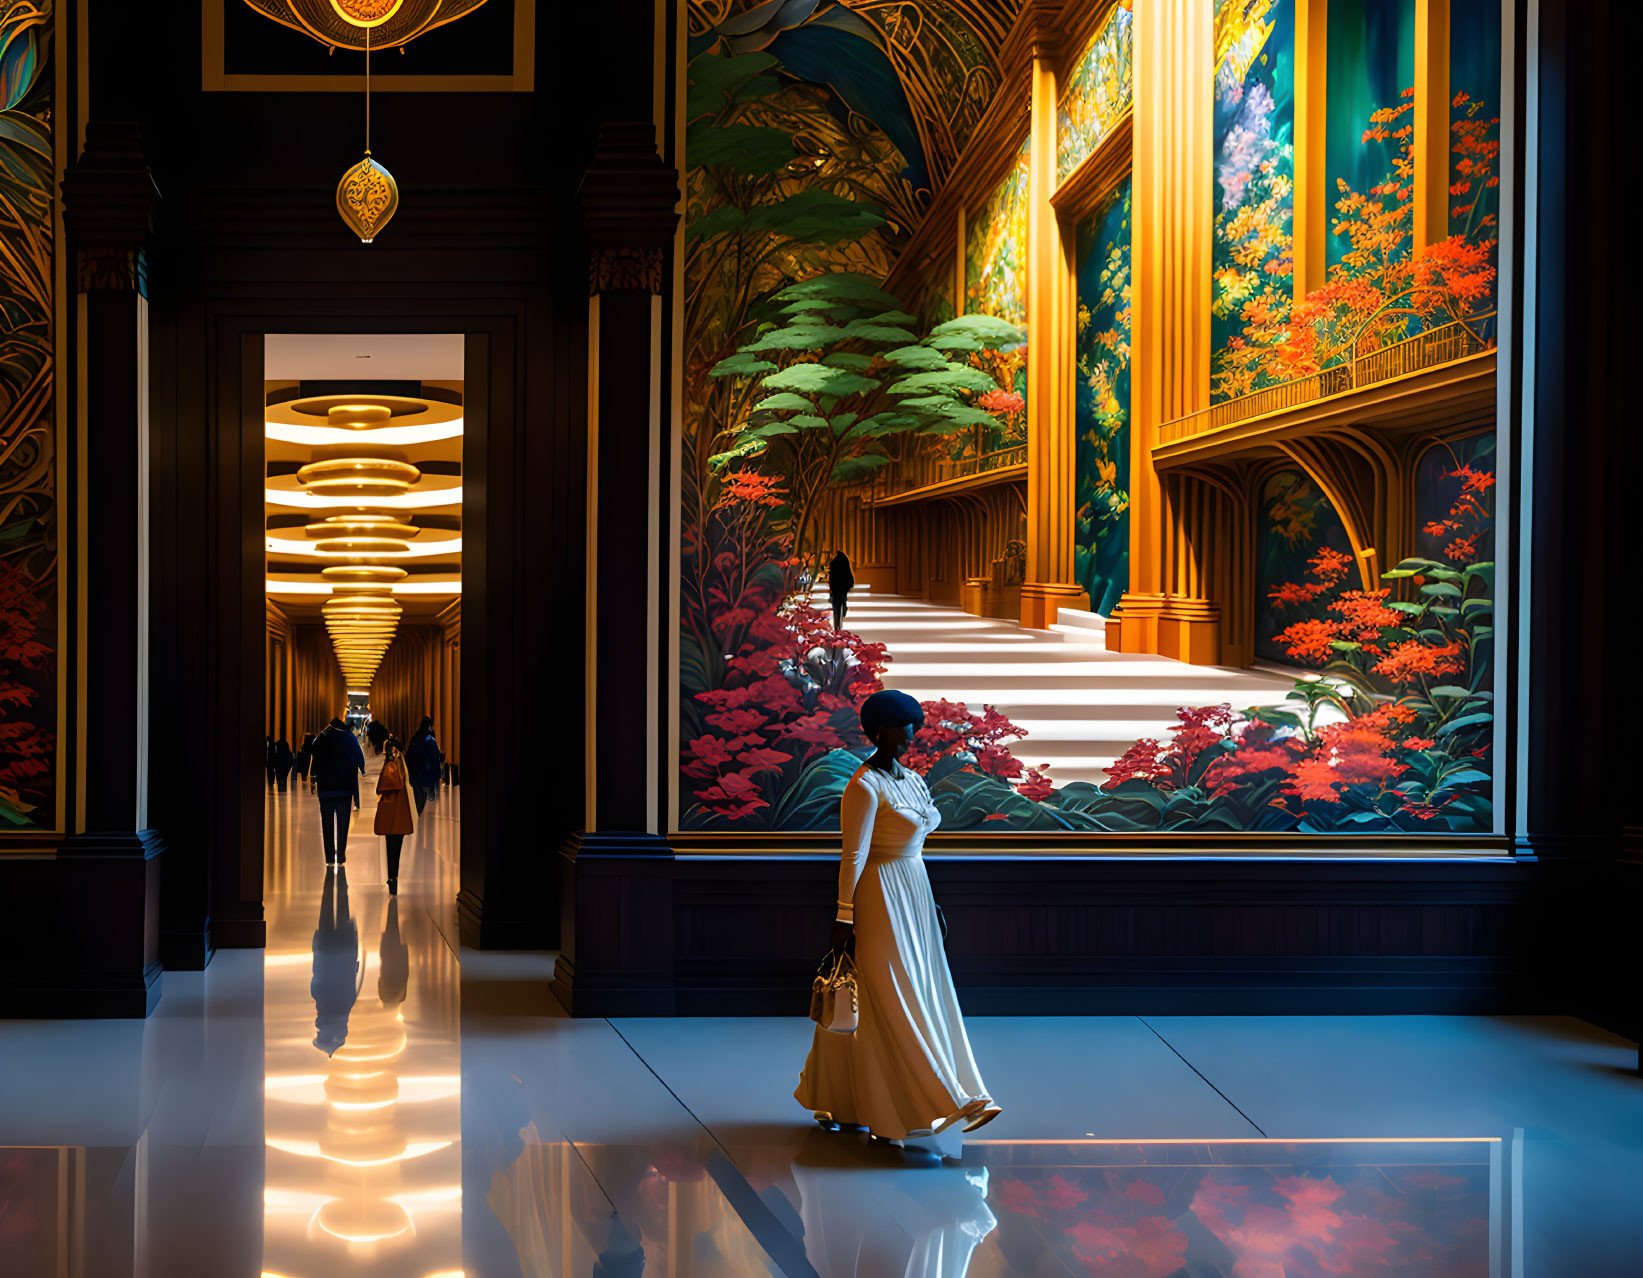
821 589 1297 783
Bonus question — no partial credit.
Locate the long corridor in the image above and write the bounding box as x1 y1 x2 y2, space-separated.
0 772 1640 1275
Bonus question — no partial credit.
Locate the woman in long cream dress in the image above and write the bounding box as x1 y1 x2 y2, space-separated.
795 690 1001 1159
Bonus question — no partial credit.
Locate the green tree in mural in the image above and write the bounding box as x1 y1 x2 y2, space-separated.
708 273 1023 568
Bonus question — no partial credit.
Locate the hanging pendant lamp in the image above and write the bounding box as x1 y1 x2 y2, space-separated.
336 20 399 242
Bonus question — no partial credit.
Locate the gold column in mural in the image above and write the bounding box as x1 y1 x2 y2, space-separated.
1293 0 1328 303
1021 16 1089 629
1110 0 1218 662
1413 0 1451 253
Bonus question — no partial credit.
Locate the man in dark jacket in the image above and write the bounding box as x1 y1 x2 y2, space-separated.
405 716 443 813
828 549 855 631
310 716 366 866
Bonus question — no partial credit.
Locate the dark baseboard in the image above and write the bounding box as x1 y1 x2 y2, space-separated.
456 888 554 951
160 927 216 971
550 952 676 1017
211 917 266 949
0 961 162 1019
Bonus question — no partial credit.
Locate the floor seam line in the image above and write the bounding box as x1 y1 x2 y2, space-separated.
1137 1016 1269 1138
603 1020 820 1278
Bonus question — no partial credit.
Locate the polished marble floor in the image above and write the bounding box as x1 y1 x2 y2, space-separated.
0 767 1639 1275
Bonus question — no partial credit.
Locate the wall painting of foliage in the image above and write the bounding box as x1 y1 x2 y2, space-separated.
1072 177 1131 618
679 1 1497 838
1210 0 1296 405
1056 0 1133 184
960 137 1029 456
1212 0 1498 405
0 0 57 831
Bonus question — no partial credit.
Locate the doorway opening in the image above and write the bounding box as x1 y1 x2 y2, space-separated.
261 332 464 901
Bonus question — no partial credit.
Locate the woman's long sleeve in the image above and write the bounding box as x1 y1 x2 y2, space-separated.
836 777 876 923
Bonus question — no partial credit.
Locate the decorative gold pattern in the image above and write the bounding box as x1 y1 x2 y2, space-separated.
242 0 488 51
335 155 399 242
330 0 402 24
590 246 665 295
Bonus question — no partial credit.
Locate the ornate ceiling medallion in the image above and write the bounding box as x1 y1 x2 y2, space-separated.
242 0 489 52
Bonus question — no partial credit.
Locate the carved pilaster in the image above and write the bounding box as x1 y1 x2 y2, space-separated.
61 121 158 295
577 121 679 295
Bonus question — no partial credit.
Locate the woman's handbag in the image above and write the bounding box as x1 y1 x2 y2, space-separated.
808 950 859 1034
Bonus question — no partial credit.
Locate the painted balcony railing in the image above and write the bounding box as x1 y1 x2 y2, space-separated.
1161 313 1497 444
869 442 1028 503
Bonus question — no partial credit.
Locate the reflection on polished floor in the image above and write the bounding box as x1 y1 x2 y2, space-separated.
1 771 1640 1275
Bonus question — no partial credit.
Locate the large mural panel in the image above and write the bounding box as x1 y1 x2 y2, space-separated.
1073 177 1131 618
0 1 57 832
680 0 1499 837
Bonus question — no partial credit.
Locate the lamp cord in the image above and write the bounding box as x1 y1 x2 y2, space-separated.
364 23 371 155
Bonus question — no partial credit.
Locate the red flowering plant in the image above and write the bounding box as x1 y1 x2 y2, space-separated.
680 467 899 828
0 558 55 827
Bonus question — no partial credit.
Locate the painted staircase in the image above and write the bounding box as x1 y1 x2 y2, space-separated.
819 589 1298 788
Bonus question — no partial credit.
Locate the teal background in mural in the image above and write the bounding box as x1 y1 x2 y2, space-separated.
1073 177 1132 618
1210 0 1296 404
1324 0 1416 273
1449 0 1501 340
1253 470 1354 665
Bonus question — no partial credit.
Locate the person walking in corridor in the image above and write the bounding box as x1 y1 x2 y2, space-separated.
293 732 316 792
374 736 416 896
272 737 294 792
265 735 277 789
310 716 365 867
406 716 443 813
795 689 1000 1160
828 548 854 632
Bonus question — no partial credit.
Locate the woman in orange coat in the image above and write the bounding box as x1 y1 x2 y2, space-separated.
374 738 417 895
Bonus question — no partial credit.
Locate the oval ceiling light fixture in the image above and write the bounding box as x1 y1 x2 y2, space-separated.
295 458 422 497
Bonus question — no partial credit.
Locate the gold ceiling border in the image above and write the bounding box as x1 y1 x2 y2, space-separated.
201 0 536 93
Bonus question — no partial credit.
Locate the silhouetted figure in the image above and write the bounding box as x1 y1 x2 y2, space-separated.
374 737 416 895
828 549 855 632
406 716 443 812
366 718 388 756
272 738 294 792
265 735 276 789
293 732 316 790
310 716 365 866
377 897 408 1008
311 868 359 1056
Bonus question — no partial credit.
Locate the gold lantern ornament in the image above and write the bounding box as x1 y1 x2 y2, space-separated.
336 18 397 242
242 2 496 241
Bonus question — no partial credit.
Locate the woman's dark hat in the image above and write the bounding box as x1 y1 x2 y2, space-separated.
860 689 925 738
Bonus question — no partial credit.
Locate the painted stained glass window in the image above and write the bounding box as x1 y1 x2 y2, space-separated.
1056 2 1134 184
